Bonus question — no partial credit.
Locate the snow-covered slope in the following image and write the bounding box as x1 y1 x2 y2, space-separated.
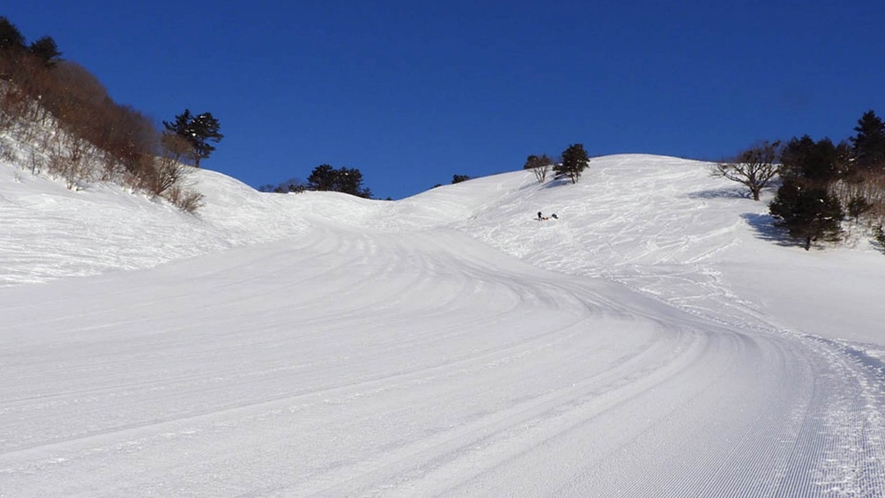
2 154 885 497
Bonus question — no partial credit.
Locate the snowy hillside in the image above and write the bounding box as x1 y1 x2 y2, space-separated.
2 154 885 497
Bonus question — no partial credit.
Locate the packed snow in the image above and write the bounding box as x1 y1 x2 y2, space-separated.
2 152 885 497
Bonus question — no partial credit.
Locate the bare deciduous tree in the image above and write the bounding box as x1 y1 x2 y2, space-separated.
165 185 204 212
146 133 194 196
524 154 553 183
714 141 781 201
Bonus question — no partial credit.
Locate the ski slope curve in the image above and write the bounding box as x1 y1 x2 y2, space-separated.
2 153 885 496
2 221 884 497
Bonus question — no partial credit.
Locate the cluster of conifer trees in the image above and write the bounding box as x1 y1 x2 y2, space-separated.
718 111 885 250
259 164 373 198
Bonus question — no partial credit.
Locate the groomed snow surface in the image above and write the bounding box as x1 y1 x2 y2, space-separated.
2 154 885 497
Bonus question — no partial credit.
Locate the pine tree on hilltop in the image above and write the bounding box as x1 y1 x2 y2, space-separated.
306 164 337 191
555 144 589 184
163 109 223 168
850 110 885 172
307 164 372 198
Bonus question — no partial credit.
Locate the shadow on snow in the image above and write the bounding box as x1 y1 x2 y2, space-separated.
740 212 798 248
686 187 749 200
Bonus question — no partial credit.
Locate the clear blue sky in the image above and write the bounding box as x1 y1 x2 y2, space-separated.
8 1 885 199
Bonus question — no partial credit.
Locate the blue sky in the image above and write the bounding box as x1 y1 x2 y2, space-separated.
8 1 885 199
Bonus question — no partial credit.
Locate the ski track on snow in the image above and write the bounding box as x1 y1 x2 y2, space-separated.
2 154 885 496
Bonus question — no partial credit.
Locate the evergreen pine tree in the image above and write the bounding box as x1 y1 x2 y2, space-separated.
0 17 25 50
307 164 372 198
307 164 336 191
28 36 62 67
770 135 847 250
335 166 372 198
769 181 844 250
849 110 885 172
555 144 589 184
163 109 223 168
780 135 840 185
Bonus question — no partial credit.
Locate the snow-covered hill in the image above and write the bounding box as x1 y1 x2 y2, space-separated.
2 153 885 497
4 153 883 344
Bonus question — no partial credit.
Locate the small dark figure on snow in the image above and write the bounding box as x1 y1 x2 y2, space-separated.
551 213 558 219
537 212 543 221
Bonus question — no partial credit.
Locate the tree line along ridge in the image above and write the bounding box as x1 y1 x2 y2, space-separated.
711 110 885 251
